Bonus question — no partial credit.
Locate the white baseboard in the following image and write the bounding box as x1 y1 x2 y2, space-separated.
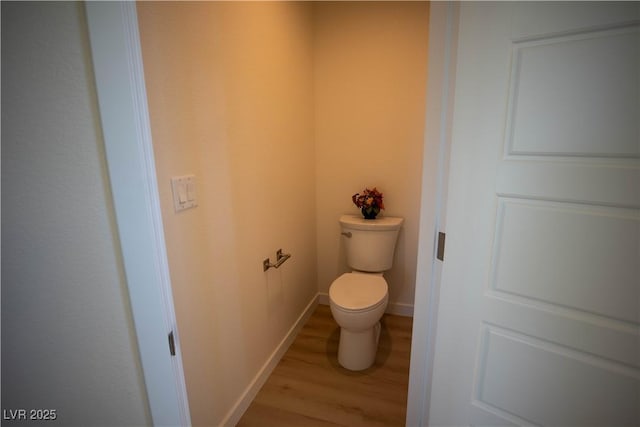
317 292 414 317
221 293 319 426
385 301 414 317
318 292 330 306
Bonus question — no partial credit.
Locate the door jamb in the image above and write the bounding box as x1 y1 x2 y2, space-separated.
406 3 460 425
85 3 191 425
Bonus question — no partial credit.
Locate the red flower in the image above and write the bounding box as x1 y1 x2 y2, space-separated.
352 187 384 210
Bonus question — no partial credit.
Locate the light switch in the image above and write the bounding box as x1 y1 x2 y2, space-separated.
178 185 187 204
187 181 196 202
171 175 198 212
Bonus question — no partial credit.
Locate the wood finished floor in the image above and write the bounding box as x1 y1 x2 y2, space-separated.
237 304 413 427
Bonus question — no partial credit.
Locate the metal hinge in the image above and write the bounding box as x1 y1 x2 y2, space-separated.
168 331 176 356
437 232 446 261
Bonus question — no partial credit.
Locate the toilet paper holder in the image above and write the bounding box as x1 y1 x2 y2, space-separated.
263 249 292 272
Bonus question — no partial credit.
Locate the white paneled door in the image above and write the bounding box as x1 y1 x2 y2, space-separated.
429 3 639 426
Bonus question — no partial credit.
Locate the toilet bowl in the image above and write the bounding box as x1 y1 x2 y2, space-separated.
329 272 389 370
329 214 403 371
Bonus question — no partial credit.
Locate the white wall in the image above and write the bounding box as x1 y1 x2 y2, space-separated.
314 2 430 312
1 2 151 425
137 3 318 425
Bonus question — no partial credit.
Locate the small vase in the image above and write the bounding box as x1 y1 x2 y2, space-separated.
361 206 380 220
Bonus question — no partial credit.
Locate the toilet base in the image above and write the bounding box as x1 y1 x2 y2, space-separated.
338 322 381 371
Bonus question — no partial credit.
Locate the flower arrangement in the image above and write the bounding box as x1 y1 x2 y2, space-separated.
352 187 384 219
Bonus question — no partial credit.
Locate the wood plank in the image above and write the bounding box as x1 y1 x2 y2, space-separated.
237 304 413 427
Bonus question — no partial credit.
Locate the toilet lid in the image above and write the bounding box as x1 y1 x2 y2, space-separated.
329 273 388 311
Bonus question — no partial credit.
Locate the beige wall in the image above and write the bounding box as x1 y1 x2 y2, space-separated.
137 2 317 425
138 1 428 423
314 2 430 309
2 2 151 425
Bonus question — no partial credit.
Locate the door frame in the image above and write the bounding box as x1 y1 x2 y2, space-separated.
406 2 459 425
85 1 457 425
85 3 191 425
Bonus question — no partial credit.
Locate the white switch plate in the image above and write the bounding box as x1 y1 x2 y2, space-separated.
171 175 198 212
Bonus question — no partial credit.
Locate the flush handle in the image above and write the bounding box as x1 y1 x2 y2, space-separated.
341 232 352 238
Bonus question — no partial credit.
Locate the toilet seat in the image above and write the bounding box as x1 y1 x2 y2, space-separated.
329 272 388 312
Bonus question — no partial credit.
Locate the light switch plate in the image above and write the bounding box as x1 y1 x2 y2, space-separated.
171 175 198 212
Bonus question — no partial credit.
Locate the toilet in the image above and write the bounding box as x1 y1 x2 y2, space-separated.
329 214 403 370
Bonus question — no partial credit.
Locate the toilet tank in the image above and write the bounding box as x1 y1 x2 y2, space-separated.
340 214 404 272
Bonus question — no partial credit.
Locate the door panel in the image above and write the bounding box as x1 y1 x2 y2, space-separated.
477 326 639 427
429 3 640 426
507 27 639 157
491 199 638 323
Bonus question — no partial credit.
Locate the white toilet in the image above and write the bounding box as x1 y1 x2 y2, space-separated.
329 214 403 370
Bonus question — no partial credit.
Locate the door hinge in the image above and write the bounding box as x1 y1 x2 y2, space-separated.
168 331 176 356
437 232 446 261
